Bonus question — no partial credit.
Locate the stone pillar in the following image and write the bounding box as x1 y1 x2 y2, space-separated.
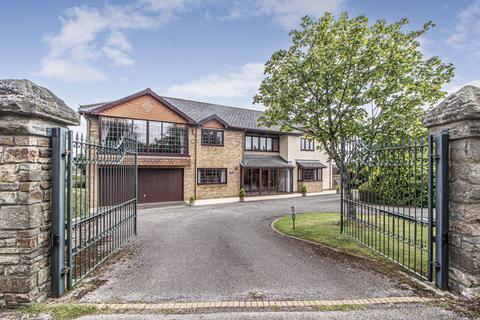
424 85 480 299
0 80 80 306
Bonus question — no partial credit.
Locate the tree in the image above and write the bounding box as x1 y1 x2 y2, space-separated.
255 13 455 166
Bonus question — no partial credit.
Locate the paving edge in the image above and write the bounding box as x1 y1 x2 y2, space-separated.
59 296 433 311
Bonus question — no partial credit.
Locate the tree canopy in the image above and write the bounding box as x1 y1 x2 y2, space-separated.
255 13 455 165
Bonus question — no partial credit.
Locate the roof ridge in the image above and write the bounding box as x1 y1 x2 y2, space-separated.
161 96 264 113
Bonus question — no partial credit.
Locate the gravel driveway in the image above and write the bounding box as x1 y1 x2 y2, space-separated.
80 194 417 303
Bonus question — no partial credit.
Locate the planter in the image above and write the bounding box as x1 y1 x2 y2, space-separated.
302 192 307 197
239 197 245 202
189 200 195 207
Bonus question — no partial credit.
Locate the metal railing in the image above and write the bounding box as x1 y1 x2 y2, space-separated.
51 128 138 296
340 132 449 288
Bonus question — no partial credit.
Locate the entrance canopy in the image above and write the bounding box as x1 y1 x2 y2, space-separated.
296 160 327 169
240 155 294 168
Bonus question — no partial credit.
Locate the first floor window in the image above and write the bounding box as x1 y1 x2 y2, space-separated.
245 135 279 152
201 129 224 146
299 168 323 181
300 138 315 151
197 168 227 184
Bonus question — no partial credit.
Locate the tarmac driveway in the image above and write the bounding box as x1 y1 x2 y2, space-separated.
81 194 413 303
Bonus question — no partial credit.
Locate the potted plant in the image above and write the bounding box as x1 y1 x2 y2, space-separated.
239 187 246 202
336 184 341 194
189 195 195 206
301 185 307 197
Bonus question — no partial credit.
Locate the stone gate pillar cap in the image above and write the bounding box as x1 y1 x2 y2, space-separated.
424 85 480 128
0 79 80 125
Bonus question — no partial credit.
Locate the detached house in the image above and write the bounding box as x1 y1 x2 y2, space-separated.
79 89 333 204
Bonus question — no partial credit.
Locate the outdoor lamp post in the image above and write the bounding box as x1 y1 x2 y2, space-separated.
291 206 296 230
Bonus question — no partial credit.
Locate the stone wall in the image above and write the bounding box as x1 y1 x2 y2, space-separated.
424 85 480 299
0 80 79 306
297 180 324 193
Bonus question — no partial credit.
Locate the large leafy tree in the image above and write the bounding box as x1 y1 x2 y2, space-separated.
255 13 455 166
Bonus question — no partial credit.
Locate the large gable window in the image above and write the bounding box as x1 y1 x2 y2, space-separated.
100 116 188 155
201 129 224 146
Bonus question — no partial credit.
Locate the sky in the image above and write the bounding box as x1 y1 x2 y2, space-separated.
1 0 479 120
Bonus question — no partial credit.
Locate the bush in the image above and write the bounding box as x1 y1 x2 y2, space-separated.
239 187 246 198
301 185 307 193
189 195 195 202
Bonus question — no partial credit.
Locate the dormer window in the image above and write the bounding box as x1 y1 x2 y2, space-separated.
201 129 224 146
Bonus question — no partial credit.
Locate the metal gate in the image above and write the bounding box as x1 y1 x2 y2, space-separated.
51 128 138 297
340 131 449 289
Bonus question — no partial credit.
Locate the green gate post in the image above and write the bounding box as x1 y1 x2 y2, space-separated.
435 130 449 290
51 127 67 297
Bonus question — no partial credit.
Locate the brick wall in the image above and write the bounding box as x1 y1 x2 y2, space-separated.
100 95 188 124
195 128 243 199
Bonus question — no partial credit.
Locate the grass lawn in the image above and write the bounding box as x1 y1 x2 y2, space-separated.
274 213 378 259
273 212 431 278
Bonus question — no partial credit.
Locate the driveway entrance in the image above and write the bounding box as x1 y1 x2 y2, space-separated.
81 194 416 303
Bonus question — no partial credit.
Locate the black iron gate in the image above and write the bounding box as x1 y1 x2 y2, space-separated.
51 128 138 297
340 131 449 289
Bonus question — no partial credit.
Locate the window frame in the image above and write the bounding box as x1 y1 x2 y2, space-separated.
99 116 189 156
197 168 228 185
298 168 323 181
300 138 315 151
244 134 279 152
201 128 224 146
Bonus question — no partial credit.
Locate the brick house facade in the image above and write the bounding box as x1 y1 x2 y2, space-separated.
79 89 333 203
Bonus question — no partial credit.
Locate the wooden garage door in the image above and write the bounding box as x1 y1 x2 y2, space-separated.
138 169 183 203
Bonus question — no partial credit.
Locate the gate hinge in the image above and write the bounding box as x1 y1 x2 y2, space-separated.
62 150 71 157
52 233 61 248
433 261 441 270
61 266 70 275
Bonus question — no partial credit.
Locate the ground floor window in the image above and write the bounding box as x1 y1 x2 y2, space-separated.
298 168 323 181
242 168 292 195
197 168 227 185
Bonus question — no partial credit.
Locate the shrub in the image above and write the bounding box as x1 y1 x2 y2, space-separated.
239 187 246 198
301 185 307 193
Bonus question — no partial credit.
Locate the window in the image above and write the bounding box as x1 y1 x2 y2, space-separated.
300 138 315 151
197 168 227 184
148 121 188 154
132 120 147 152
201 129 224 146
100 116 188 155
299 168 323 181
245 135 279 152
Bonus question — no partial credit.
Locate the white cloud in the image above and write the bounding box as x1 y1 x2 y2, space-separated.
223 0 344 29
38 3 186 83
164 62 265 99
255 0 344 29
447 0 480 59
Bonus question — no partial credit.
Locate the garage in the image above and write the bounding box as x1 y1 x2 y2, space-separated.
138 168 184 203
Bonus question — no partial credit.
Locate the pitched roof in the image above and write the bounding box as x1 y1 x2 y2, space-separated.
78 89 289 134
